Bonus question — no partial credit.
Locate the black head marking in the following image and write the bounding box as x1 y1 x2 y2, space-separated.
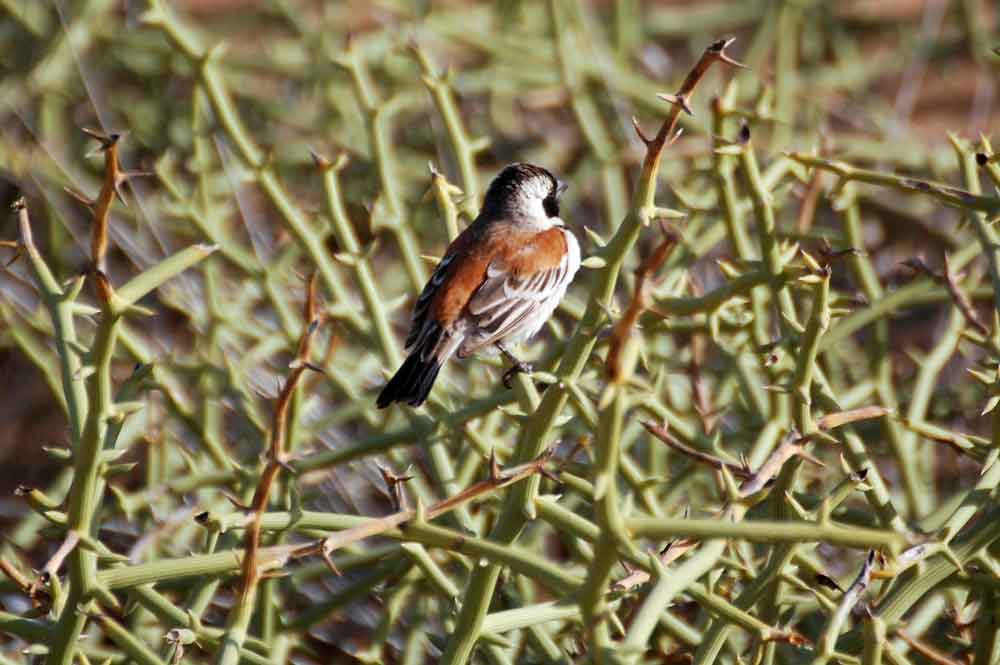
483 163 566 218
544 178 568 218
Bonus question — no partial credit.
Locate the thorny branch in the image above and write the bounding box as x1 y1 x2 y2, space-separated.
606 222 680 382
289 449 555 572
901 254 989 335
238 273 323 595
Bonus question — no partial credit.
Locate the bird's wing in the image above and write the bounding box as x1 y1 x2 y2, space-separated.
404 218 499 361
405 252 454 351
463 226 579 352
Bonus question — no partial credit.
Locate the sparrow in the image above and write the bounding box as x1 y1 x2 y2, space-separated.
377 163 580 408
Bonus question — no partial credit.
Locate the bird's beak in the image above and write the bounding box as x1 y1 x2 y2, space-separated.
556 180 568 197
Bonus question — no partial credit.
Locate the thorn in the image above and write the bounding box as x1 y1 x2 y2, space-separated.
657 93 693 116
64 187 95 210
310 149 332 170
81 127 121 151
712 38 746 68
631 116 652 145
115 170 152 207
112 175 129 207
538 463 560 484
4 248 21 268
220 491 251 512
795 447 825 468
488 448 502 483
274 456 297 475
376 464 414 512
320 549 342 577
259 570 289 580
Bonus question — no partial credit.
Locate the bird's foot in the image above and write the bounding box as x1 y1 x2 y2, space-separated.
502 360 533 389
496 342 533 389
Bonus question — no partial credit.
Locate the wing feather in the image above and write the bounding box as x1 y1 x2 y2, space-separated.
462 227 580 354
406 254 454 350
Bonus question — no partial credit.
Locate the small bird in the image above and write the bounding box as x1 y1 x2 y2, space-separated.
377 163 580 408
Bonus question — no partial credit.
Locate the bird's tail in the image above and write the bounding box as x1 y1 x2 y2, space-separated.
376 352 441 408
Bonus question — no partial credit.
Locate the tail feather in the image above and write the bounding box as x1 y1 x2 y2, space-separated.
376 352 442 408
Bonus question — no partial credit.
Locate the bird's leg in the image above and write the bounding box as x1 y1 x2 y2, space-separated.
496 342 532 389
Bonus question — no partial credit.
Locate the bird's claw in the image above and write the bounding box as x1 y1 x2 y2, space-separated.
502 361 533 389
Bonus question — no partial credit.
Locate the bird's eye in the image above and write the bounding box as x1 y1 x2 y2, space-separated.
543 196 560 218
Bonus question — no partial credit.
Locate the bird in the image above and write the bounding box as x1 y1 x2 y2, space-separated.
376 163 581 409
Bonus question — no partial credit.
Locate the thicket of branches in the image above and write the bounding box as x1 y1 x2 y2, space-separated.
1 2 999 664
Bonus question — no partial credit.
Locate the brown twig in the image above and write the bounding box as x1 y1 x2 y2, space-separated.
814 406 890 431
611 538 697 591
28 531 80 601
288 449 554 568
901 255 987 335
643 422 823 499
646 39 744 144
737 433 825 498
895 630 964 665
634 38 745 195
238 273 322 597
796 165 825 234
83 129 120 273
642 421 752 479
68 129 152 275
606 223 680 381
0 557 48 609
687 331 718 433
796 135 833 234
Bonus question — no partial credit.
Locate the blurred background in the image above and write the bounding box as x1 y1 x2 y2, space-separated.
0 1 998 662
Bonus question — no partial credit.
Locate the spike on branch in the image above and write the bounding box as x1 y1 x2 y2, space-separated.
377 463 415 511
656 93 693 116
284 448 555 565
82 127 122 152
706 37 746 68
310 149 332 170
636 37 744 193
79 128 149 275
901 255 988 335
606 222 680 382
631 116 652 146
237 275 325 601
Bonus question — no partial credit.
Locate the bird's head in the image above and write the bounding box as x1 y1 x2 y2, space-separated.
482 163 568 226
